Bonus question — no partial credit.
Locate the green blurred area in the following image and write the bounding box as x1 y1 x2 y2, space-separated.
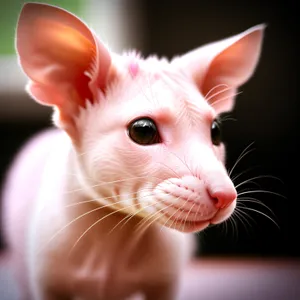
0 0 83 55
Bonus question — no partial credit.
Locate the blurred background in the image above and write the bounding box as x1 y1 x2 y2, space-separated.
0 0 298 261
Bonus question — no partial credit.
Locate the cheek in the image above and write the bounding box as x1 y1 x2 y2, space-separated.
117 141 175 186
119 147 152 175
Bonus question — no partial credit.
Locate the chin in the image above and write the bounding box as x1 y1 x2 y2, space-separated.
155 201 236 233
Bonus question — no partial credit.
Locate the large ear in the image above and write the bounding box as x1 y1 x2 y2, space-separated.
172 25 265 113
16 3 113 139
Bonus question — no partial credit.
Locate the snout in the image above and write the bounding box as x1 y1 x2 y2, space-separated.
152 175 236 232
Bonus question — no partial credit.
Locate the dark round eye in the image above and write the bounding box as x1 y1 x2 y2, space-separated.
211 119 222 146
128 118 161 145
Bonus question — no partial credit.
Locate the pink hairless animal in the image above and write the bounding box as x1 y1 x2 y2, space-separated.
2 2 265 300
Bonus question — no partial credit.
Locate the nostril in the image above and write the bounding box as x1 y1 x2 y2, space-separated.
211 197 219 205
209 190 237 209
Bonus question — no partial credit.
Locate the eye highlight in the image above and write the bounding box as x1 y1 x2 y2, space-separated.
128 118 161 145
211 119 222 146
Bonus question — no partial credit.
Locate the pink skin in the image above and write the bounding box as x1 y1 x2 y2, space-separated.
2 3 265 300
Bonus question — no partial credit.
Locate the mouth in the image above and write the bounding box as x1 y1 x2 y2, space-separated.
160 212 212 233
157 203 235 233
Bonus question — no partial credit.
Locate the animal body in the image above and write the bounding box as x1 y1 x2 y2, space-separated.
1 3 265 300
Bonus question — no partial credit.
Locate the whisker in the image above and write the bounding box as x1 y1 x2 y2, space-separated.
225 214 238 241
235 203 257 224
95 187 171 235
63 176 155 194
237 190 286 199
231 210 247 235
63 172 173 196
137 203 175 236
231 166 260 183
237 197 276 216
169 195 193 231
223 216 229 237
134 202 174 235
76 150 92 158
235 175 284 190
68 202 143 257
63 188 155 208
210 91 243 108
206 86 232 103
219 114 237 123
181 203 196 232
155 162 181 179
159 196 183 232
229 142 256 177
204 83 229 99
40 188 171 255
107 199 161 235
38 205 106 255
168 151 193 176
240 206 280 229
134 206 165 234
38 197 149 255
175 191 196 233
232 212 240 241
234 207 254 230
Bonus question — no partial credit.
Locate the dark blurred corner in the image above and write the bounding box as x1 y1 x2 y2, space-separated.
0 0 299 260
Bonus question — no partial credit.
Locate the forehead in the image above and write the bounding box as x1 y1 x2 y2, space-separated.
118 69 215 125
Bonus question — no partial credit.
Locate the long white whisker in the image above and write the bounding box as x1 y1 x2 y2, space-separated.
172 195 194 231
68 202 143 257
63 188 155 208
240 207 280 229
238 190 286 199
182 203 196 232
238 197 276 216
177 192 196 232
227 214 238 241
134 202 174 235
235 175 284 190
204 83 229 99
63 176 156 194
229 142 256 177
38 203 115 255
232 209 251 235
206 86 232 103
108 199 162 235
231 166 260 183
210 91 243 107
159 196 183 232
235 206 255 227
38 191 162 255
168 151 193 176
235 204 256 223
219 114 237 123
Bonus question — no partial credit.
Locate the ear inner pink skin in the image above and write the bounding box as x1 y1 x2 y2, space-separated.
2 2 265 300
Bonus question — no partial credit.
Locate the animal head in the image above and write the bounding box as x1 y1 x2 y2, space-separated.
16 3 264 233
